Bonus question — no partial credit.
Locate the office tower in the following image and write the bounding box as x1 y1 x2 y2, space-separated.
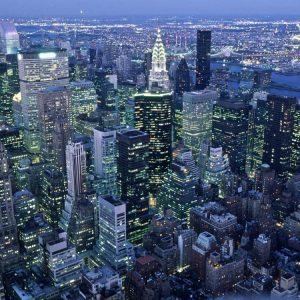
263 95 297 179
93 127 118 196
66 141 87 200
0 62 13 125
13 190 37 228
37 86 71 163
18 48 69 153
0 54 19 126
40 167 66 228
144 51 152 87
116 54 132 81
61 142 87 232
195 30 211 90
117 128 150 245
98 195 128 272
115 82 137 125
38 230 83 290
204 147 231 197
148 29 170 91
291 103 300 173
19 214 51 268
0 143 19 273
175 58 190 96
253 234 271 266
0 22 20 54
246 92 268 178
157 158 198 224
70 80 97 128
182 90 217 164
52 117 70 173
212 99 250 174
93 69 115 109
205 251 244 296
191 232 217 280
134 92 172 198
173 96 183 144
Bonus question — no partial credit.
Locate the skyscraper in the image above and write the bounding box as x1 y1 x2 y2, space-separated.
0 143 19 273
156 158 198 224
117 128 150 245
175 58 190 96
18 48 69 153
182 90 217 167
246 92 268 178
0 22 20 55
93 127 118 196
37 86 71 164
134 92 172 199
195 30 211 90
212 99 250 174
98 195 128 272
263 94 297 179
148 29 170 91
61 142 87 232
70 80 97 129
291 103 300 174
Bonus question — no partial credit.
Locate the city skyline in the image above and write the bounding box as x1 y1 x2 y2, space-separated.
1 0 300 18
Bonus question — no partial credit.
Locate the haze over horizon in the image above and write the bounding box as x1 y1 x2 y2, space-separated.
1 0 300 18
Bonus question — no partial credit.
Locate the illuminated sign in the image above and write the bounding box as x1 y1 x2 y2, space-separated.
39 52 57 59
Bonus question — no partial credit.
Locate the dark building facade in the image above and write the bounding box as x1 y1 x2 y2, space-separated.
175 58 190 96
212 99 250 174
134 92 172 200
195 30 211 90
117 128 150 245
263 94 297 180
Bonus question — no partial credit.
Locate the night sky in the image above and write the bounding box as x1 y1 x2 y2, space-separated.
1 0 300 17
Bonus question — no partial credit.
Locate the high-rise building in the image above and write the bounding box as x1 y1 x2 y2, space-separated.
116 54 132 81
0 143 19 274
0 22 20 54
38 230 83 290
263 94 297 179
175 58 190 96
40 167 66 228
148 29 170 91
157 158 199 224
13 190 37 229
37 86 71 163
182 90 217 165
117 128 150 245
18 48 69 153
61 142 87 232
204 147 231 197
291 103 300 174
70 80 97 129
246 92 268 178
195 30 211 90
98 195 129 272
134 91 172 198
93 127 118 196
212 99 250 174
253 234 271 266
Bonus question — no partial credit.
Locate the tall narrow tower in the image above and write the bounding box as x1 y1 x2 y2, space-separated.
195 30 211 90
148 29 170 91
0 143 19 273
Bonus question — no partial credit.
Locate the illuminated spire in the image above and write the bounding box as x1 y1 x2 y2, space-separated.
148 28 170 91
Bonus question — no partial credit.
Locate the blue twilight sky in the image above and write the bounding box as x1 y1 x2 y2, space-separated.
1 0 300 17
